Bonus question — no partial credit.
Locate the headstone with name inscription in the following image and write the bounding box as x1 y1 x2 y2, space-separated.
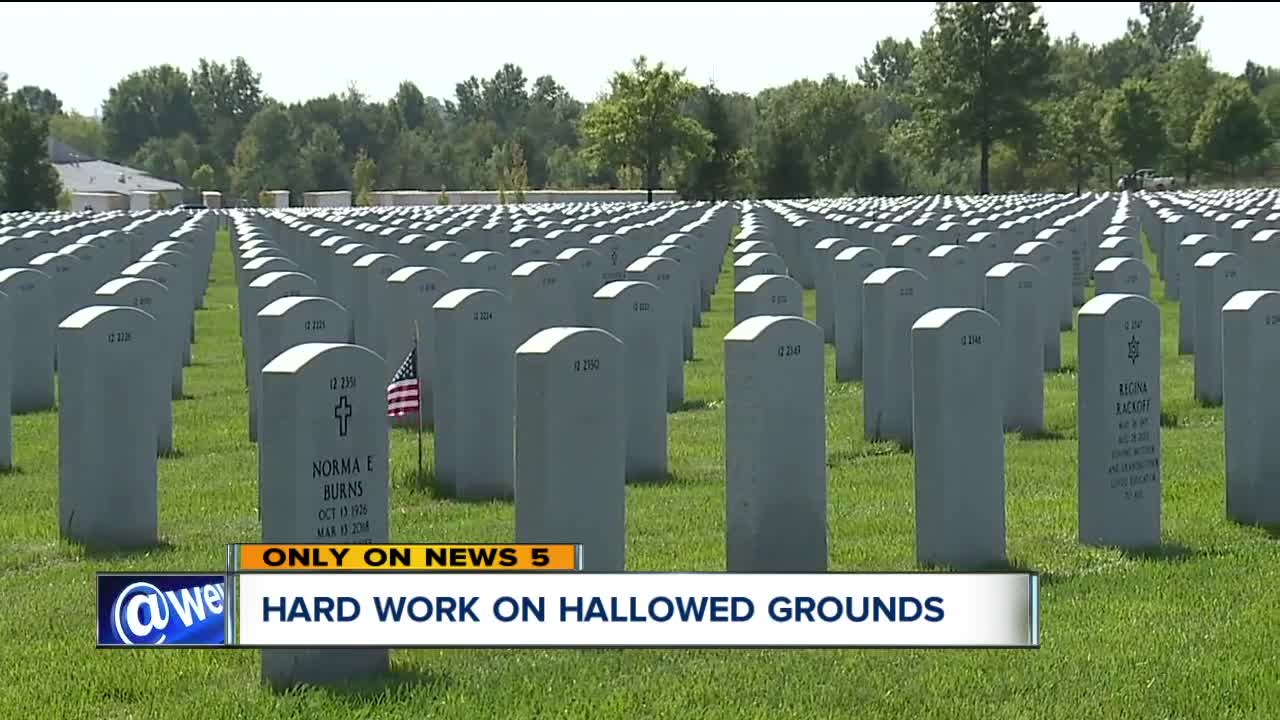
515 327 625 572
833 246 884 382
1077 293 1161 549
1222 290 1280 525
912 308 1005 569
984 262 1044 433
725 315 826 572
57 306 158 549
592 281 667 482
0 268 54 413
1193 252 1246 406
432 289 514 499
259 342 390 689
862 267 928 445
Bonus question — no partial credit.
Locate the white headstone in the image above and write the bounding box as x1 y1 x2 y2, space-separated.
733 274 802 327
833 246 884 382
0 268 54 413
593 281 667 482
984 262 1044 434
515 327 626 572
1222 290 1280 525
925 244 979 309
1193 252 1246 406
350 253 404 364
432 289 514 499
863 267 928 445
1178 233 1223 354
725 315 826 571
626 257 685 412
458 251 512 297
912 308 1005 569
511 261 575 349
0 292 9 468
1093 257 1152 297
1078 294 1161 549
813 238 853 344
259 342 389 688
554 247 603 325
384 267 451 428
1012 242 1063 371
94 277 174 455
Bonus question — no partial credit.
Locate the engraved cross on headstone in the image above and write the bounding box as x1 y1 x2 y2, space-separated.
335 395 352 437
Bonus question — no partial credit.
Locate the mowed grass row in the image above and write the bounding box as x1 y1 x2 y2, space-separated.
1 228 1277 719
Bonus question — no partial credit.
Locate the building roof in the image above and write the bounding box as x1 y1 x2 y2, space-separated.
47 137 184 195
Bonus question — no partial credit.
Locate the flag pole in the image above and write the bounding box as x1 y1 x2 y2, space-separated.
414 319 423 484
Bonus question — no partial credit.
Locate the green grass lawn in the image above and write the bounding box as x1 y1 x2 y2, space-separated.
2 228 1277 719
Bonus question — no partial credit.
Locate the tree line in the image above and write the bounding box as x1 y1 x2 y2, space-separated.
2 1 1278 211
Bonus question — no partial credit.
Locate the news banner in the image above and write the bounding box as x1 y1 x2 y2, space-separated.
97 544 1040 648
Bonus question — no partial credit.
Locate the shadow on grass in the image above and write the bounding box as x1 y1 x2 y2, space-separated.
14 406 58 417
827 441 910 466
1262 525 1280 541
1016 429 1068 442
1197 398 1224 410
159 448 186 460
1049 363 1077 375
173 393 198 402
78 538 178 561
1119 542 1201 564
0 464 24 476
280 666 452 703
627 471 688 487
397 466 510 504
915 559 1058 585
678 399 714 413
1160 411 1180 429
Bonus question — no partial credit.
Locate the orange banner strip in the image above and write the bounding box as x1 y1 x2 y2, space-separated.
237 543 578 571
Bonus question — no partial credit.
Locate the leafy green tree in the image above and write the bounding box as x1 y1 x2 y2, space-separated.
1127 1 1202 62
857 37 916 92
391 81 428 131
1092 33 1158 89
1046 86 1106 193
683 85 745 200
191 57 265 164
1242 61 1279 95
102 65 201 160
1259 83 1280 137
352 146 377 205
913 2 1052 194
231 104 301 200
0 99 61 210
191 163 215 193
545 145 588 189
508 142 528 202
302 123 348 190
1194 79 1272 176
1103 78 1166 172
11 85 62 116
581 56 712 201
48 112 106 157
1157 50 1216 183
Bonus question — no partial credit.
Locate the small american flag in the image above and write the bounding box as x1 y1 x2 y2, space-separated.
386 344 420 417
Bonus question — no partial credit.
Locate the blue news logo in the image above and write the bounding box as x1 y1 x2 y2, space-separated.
98 574 227 647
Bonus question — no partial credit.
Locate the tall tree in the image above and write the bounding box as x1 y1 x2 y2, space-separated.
581 56 712 201
230 103 301 200
390 80 428 131
1158 50 1216 183
102 65 200 160
1046 86 1106 193
913 2 1051 194
352 146 377 205
857 37 916 92
1103 78 1166 172
0 99 61 210
1194 79 1272 176
683 85 744 200
1127 1 1202 62
11 86 62 116
191 57 265 164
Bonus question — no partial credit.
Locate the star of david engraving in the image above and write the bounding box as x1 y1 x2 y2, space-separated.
1127 335 1140 365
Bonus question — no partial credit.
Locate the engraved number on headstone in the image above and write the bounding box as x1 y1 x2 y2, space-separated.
542 277 557 286
632 302 651 312
304 319 326 331
329 376 357 390
107 331 132 344
960 334 982 346
899 288 914 297
770 295 788 304
473 311 493 321
1018 280 1034 289
1266 314 1280 326
1225 271 1237 279
658 274 670 282
777 344 801 357
574 358 600 372
333 395 353 437
421 284 436 293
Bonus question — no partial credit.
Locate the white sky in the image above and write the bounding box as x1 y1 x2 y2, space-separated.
3 2 1277 116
